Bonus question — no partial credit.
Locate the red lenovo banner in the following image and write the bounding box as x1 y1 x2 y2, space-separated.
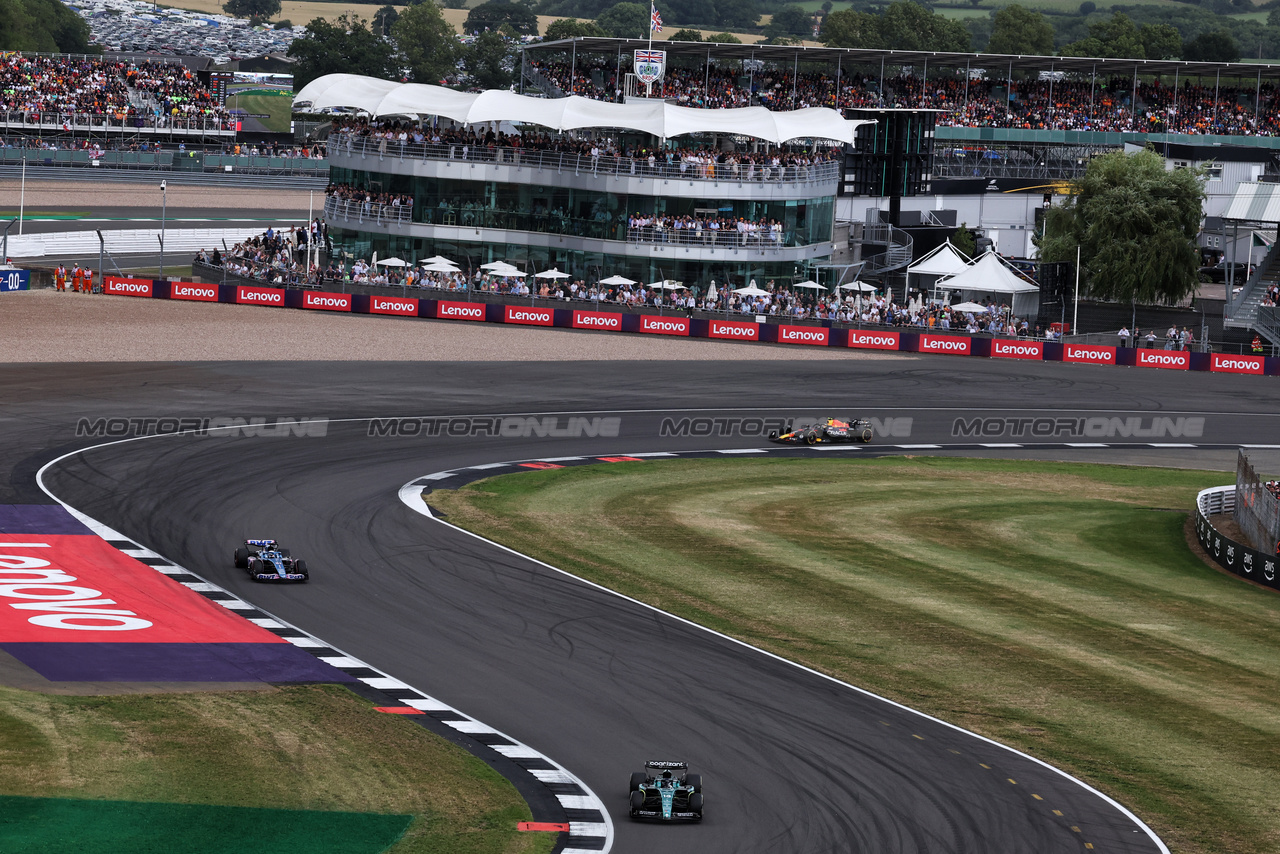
1136 349 1190 370
572 310 623 331
504 305 554 326
777 325 829 346
708 320 759 341
169 282 218 302
235 285 286 307
847 329 900 350
1063 344 1116 365
436 300 486 322
302 291 351 312
639 315 690 336
918 334 972 355
991 339 1044 360
0 535 285 643
1211 353 1265 375
103 276 154 298
369 295 419 316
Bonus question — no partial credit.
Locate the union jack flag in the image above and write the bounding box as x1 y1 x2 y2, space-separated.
636 49 664 64
650 4 663 32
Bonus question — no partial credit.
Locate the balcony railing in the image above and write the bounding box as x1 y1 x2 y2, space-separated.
0 111 236 135
327 135 840 186
625 226 791 250
324 196 413 226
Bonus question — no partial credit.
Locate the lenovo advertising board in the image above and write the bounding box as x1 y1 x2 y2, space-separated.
638 315 690 336
504 305 554 326
436 300 486 322
572 310 623 331
235 285 286 307
103 276 154 298
708 319 759 341
847 329 900 351
169 282 218 302
369 295 419 316
1136 349 1190 370
1211 354 1265 375
918 334 972 356
301 291 352 312
990 339 1044 360
1063 344 1116 365
777 325 829 346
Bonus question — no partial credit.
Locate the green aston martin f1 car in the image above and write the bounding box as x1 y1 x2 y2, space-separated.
628 761 703 821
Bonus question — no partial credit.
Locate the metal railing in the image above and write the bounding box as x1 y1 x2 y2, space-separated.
323 196 414 226
327 135 840 186
860 223 913 274
1198 485 1236 517
625 225 792 250
0 111 236 136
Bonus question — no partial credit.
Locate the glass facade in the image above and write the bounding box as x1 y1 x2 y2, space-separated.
329 166 834 248
328 229 813 288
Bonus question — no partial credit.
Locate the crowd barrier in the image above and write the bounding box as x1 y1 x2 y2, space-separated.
1195 486 1280 591
92 274 1280 377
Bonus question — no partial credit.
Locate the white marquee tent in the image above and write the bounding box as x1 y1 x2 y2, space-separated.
294 74 875 144
935 250 1040 317
908 240 972 278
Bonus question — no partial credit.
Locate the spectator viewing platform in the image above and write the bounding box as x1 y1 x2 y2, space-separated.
522 38 1280 144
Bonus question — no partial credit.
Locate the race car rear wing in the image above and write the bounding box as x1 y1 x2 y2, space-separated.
245 539 278 547
645 760 688 772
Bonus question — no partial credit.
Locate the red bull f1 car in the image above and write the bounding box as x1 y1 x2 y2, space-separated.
234 539 309 583
629 761 703 821
769 416 874 445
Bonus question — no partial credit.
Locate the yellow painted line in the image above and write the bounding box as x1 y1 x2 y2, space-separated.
1031 794 1043 801
948 749 961 755
913 734 924 740
1052 810 1063 816
1085 844 1094 850
879 720 890 726
979 763 991 769
1007 778 1017 785
1071 826 1081 833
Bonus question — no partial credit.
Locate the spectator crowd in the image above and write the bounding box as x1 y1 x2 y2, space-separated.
531 58 1280 137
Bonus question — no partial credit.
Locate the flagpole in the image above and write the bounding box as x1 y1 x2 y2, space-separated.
648 2 653 51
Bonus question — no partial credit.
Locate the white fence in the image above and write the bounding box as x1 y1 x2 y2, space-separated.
6 227 287 259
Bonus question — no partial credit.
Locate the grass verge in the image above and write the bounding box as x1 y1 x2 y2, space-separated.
0 683 555 854
430 456 1280 854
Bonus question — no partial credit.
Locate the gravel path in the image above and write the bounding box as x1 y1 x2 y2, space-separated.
0 290 904 362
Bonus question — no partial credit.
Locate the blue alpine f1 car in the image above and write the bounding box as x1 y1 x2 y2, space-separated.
629 761 703 821
233 539 309 583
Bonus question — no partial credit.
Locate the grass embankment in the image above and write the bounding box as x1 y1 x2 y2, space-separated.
431 457 1280 854
0 683 555 854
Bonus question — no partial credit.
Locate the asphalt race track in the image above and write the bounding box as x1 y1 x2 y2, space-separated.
12 357 1280 854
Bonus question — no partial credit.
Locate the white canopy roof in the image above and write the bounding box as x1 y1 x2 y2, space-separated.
295 74 874 144
908 240 972 277
936 250 1039 294
1225 181 1280 223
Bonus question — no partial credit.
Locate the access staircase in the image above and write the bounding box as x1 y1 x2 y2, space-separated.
1224 238 1280 350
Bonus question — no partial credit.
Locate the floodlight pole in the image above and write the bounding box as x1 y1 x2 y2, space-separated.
1073 243 1081 335
158 180 167 279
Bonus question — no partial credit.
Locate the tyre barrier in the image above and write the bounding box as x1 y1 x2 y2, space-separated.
90 275 1280 377
1194 486 1280 590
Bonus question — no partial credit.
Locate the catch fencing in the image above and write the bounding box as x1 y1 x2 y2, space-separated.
1235 450 1280 554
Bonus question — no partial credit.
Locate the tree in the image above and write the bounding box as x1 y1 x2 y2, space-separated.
712 0 760 30
821 8 885 48
441 0 467 8
951 224 977 258
0 0 95 52
824 1 967 50
391 1 462 84
462 29 515 89
1078 0 1095 13
765 5 812 38
223 0 281 21
542 17 605 39
667 27 703 41
466 0 539 35
1139 22 1180 60
288 14 396 89
986 4 1053 55
372 4 398 36
1061 12 1145 58
1183 29 1240 62
1269 7 1280 27
596 2 648 38
1037 149 1204 305
704 30 742 42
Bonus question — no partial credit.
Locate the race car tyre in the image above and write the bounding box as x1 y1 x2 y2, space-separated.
805 429 818 445
689 792 704 812
629 772 646 793
296 559 309 580
686 773 702 793
234 547 249 568
767 430 778 440
246 558 260 578
860 428 873 443
629 791 644 812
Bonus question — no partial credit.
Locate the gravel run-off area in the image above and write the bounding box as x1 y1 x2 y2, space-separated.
0 290 906 362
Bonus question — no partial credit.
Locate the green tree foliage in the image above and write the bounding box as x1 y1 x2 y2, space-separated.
712 0 760 29
372 4 398 36
1078 1 1095 14
462 30 515 89
1269 7 1280 27
821 1 968 50
391 2 462 83
1060 12 1145 57
0 0 96 52
765 5 812 38
705 30 742 42
986 4 1053 55
441 0 467 8
536 0 754 29
542 17 606 39
466 0 539 35
223 0 281 21
596 2 648 38
1037 150 1204 305
951 224 977 259
1139 22 1181 59
666 27 704 41
1182 29 1241 61
288 14 396 89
